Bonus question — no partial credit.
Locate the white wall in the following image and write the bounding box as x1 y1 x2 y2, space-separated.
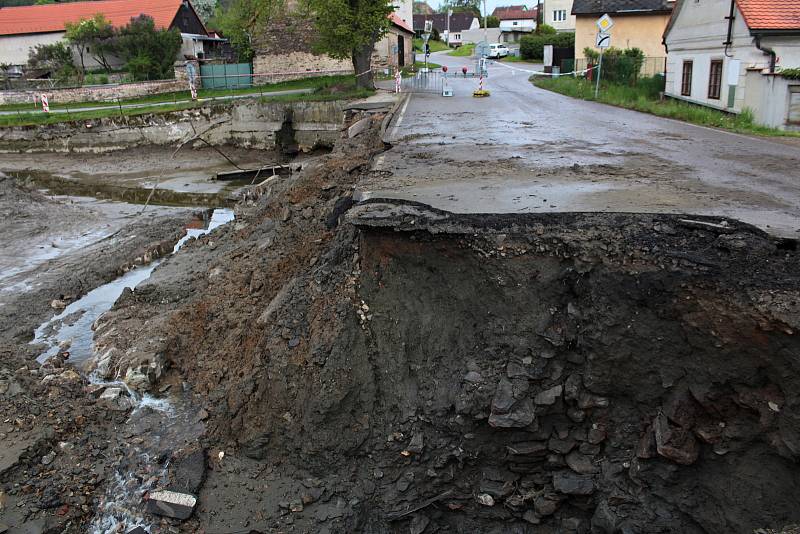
665 0 800 128
500 19 536 32
461 27 502 45
543 0 575 32
665 0 763 112
395 0 413 29
0 32 64 67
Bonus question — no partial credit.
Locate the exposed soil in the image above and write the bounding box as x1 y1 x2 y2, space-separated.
73 115 800 534
0 176 204 533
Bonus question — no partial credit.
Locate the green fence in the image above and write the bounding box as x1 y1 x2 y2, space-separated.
199 63 253 89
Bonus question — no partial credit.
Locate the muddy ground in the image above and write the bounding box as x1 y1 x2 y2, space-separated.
2 109 800 534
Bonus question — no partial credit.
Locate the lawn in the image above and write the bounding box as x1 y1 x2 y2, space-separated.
532 75 800 137
449 43 475 57
0 75 355 114
413 38 450 53
0 77 372 127
497 54 526 63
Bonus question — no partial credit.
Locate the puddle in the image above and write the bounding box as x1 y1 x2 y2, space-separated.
30 207 234 533
32 208 234 366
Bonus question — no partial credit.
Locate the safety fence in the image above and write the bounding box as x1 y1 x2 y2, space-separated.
573 57 666 83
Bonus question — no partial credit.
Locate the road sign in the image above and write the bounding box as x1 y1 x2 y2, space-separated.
596 31 611 49
475 41 490 59
596 13 614 32
424 20 433 33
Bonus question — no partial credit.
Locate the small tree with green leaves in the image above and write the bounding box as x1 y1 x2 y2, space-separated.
309 0 393 90
113 15 182 80
64 17 94 75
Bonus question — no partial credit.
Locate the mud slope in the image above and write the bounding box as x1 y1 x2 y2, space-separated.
92 116 800 533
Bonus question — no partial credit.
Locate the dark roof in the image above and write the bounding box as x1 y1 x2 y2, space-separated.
571 0 673 16
412 12 476 32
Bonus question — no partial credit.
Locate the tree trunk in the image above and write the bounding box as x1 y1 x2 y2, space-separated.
352 42 374 90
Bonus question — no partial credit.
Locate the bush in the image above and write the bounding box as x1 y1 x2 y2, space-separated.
27 41 78 83
113 15 182 81
520 32 574 60
538 24 557 35
590 47 645 85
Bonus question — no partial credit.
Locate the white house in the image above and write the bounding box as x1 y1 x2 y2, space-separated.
543 0 576 32
412 13 480 47
497 6 538 33
663 0 800 130
0 0 213 70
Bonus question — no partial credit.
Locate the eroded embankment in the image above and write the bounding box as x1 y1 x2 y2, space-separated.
81 112 800 533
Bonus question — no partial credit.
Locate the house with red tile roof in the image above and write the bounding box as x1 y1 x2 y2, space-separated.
0 0 214 69
663 0 800 129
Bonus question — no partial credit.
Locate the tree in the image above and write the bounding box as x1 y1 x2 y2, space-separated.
64 18 93 75
87 14 116 71
482 15 499 28
113 15 182 80
192 0 218 23
439 0 480 16
210 0 286 63
309 0 393 90
27 41 78 83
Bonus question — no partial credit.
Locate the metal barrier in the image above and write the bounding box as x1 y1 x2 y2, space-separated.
401 70 445 94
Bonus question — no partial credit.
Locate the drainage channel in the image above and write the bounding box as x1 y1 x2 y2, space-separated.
30 207 235 533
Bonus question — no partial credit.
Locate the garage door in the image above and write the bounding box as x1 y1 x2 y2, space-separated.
789 86 800 125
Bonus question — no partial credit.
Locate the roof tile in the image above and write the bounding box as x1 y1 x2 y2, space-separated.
737 0 800 31
0 0 183 36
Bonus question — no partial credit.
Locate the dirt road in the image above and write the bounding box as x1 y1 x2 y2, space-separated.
361 51 800 237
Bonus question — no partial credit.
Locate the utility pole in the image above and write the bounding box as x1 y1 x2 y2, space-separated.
447 9 452 46
483 0 488 43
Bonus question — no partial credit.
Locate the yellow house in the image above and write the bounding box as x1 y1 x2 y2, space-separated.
572 0 674 60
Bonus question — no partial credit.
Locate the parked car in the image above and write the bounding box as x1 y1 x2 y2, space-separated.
487 43 509 59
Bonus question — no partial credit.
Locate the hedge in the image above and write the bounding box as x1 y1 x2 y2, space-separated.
520 32 575 61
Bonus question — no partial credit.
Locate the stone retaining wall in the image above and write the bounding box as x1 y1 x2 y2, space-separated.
253 52 353 83
0 61 197 106
0 99 346 153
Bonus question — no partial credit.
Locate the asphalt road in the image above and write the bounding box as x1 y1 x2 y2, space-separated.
362 51 800 237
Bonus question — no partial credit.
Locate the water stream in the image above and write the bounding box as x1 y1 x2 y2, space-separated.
30 207 235 533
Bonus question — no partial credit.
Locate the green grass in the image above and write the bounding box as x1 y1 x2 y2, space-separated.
413 38 450 53
532 76 800 137
0 77 372 127
497 54 526 63
449 43 475 57
0 75 355 113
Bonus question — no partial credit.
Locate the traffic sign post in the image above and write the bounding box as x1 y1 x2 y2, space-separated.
594 14 614 99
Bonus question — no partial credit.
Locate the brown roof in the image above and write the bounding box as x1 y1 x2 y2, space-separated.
496 7 538 20
737 0 800 31
492 5 529 18
0 0 187 36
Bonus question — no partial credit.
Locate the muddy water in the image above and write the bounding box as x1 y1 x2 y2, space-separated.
31 208 234 533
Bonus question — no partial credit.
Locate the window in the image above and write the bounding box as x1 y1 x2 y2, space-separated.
553 10 567 22
513 21 518 25
681 60 693 96
708 59 723 100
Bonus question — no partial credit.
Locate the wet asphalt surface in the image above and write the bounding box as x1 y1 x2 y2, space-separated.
361 51 800 237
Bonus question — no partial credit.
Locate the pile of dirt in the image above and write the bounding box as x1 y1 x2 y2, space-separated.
87 111 800 533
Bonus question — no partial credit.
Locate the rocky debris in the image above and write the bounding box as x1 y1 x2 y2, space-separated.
553 472 595 495
653 414 699 465
535 385 563 406
488 378 535 428
145 490 197 520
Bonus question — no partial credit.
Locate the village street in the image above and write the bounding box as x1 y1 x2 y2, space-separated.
363 50 800 237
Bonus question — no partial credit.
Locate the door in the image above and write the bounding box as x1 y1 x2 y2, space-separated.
789 86 800 125
398 35 405 68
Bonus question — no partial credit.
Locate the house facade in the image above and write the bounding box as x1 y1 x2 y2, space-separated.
543 0 577 32
374 11 415 70
0 0 212 69
573 0 673 60
412 13 480 46
497 6 538 35
663 0 800 130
